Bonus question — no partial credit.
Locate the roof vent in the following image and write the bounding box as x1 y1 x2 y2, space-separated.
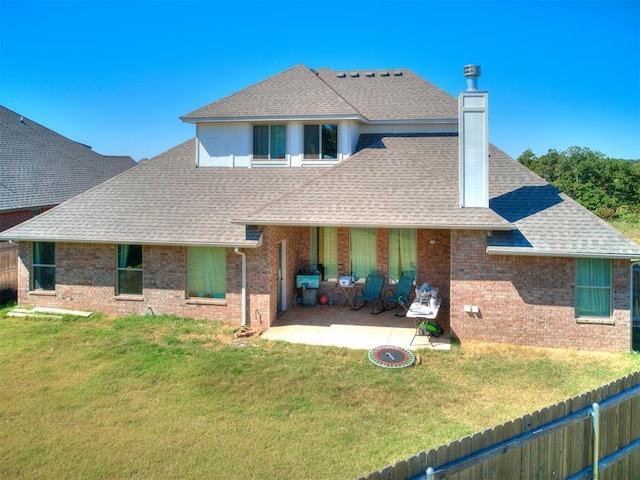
365 71 375 77
349 72 360 78
336 72 346 78
463 64 481 91
380 71 390 77
392 71 403 76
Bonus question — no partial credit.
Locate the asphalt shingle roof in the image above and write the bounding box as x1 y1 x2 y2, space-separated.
316 68 458 121
2 63 639 259
181 65 458 122
488 157 640 258
0 139 321 246
181 65 360 121
236 134 510 229
0 105 136 212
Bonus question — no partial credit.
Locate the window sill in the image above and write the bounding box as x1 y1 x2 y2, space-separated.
186 297 226 306
576 316 615 326
28 289 56 296
115 295 145 302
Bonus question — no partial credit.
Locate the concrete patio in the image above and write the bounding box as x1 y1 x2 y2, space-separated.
262 301 451 351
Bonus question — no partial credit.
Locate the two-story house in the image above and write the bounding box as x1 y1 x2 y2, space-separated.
1 64 639 352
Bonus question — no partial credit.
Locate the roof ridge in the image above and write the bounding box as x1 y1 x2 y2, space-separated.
312 67 367 120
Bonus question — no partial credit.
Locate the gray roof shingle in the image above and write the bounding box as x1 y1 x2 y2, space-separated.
2 133 639 258
316 68 458 121
2 63 638 260
0 139 321 246
181 65 458 122
0 105 136 213
181 65 360 121
236 134 510 229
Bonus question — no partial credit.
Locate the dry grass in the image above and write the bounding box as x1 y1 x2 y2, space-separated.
1 313 639 479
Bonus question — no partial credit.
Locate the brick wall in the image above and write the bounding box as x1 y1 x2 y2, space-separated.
17 241 267 327
450 230 632 352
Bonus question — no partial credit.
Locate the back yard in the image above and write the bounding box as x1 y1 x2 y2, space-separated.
1 308 639 479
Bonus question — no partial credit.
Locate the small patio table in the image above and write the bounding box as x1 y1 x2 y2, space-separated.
406 298 442 346
340 284 355 307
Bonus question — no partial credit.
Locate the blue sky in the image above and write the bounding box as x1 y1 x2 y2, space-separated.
1 0 639 161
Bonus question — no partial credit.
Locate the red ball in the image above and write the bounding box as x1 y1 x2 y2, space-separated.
319 294 329 305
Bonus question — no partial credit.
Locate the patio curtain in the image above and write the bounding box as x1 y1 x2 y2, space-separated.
187 247 226 299
350 228 376 279
576 258 611 316
318 227 337 280
388 229 416 282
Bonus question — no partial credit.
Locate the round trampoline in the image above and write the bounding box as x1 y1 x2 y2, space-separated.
368 345 415 369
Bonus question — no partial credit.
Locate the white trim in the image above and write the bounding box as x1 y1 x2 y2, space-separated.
487 247 640 260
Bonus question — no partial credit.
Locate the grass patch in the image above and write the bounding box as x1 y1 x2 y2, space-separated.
610 219 640 245
1 313 639 479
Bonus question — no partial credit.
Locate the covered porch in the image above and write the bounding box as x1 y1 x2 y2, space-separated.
262 302 451 351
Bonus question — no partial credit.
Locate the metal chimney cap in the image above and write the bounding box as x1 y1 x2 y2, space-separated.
464 65 481 77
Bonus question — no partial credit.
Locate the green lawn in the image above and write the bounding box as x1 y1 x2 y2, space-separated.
1 311 639 479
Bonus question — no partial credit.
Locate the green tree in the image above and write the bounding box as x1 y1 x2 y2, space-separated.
517 147 640 222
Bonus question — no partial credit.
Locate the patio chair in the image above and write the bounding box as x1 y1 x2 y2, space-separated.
351 274 385 314
379 270 416 316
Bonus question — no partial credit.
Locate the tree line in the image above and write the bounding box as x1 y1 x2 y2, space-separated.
518 146 640 223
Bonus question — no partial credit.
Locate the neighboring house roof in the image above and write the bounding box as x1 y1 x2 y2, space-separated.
0 105 136 213
181 65 457 123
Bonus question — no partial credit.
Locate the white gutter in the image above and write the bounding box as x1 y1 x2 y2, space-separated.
234 247 247 327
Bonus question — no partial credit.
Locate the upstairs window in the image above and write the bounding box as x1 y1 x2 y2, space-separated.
253 125 286 160
576 258 611 317
32 242 55 291
304 124 338 160
117 245 143 295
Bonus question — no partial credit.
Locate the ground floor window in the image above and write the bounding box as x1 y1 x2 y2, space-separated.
187 247 226 299
388 229 416 282
117 244 143 295
32 242 55 290
350 228 376 280
576 258 611 317
312 227 337 281
633 263 640 322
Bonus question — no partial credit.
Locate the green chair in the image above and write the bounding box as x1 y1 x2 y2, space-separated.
351 274 385 314
380 270 416 316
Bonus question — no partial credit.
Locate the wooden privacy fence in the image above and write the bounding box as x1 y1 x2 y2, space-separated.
0 242 18 303
358 372 640 480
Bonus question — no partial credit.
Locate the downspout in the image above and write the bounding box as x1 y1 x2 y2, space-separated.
234 247 247 327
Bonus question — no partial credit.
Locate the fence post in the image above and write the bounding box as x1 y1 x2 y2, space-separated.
592 402 600 480
425 466 435 480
